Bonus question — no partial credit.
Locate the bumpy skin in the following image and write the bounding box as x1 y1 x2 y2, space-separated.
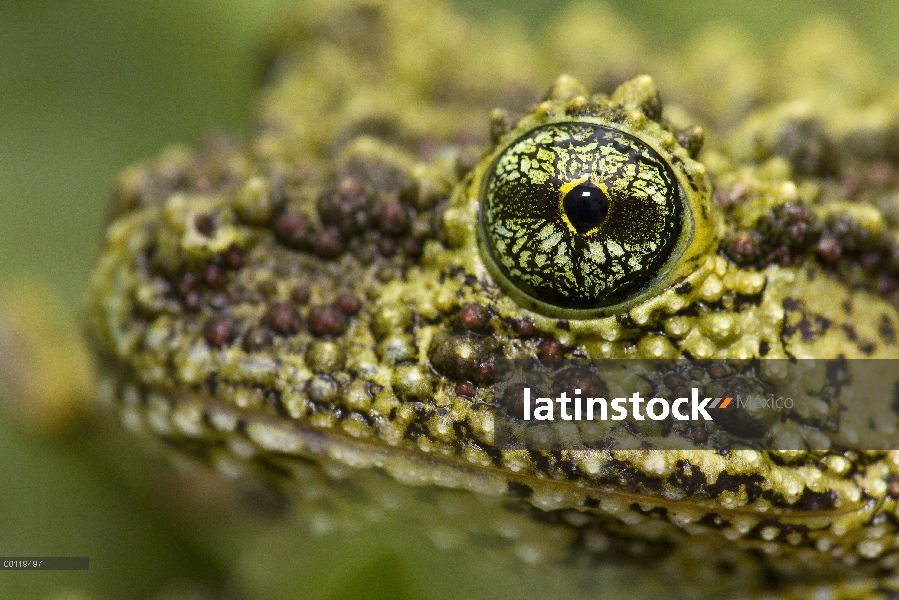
87 1 899 598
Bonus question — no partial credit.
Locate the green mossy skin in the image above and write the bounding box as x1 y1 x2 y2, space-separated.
86 1 899 597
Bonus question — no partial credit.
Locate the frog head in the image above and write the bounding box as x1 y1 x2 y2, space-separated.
84 2 899 597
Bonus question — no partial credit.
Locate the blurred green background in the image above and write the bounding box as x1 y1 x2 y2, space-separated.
2 0 899 598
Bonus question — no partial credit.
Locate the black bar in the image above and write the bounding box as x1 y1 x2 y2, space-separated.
492 358 899 451
0 557 89 570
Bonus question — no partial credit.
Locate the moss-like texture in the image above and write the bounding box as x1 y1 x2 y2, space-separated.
79 0 899 598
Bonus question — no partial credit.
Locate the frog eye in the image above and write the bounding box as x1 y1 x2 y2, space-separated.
478 120 700 317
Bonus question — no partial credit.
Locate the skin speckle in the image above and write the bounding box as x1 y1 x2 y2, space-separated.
182 290 202 313
319 177 370 234
379 200 409 236
455 381 475 397
291 285 310 304
194 214 215 237
537 338 563 361
664 373 687 389
309 306 346 337
513 317 535 337
458 303 489 331
204 317 233 348
224 247 244 270
312 227 343 258
273 211 311 248
266 303 300 335
817 235 842 263
723 231 765 265
401 237 422 257
336 292 361 315
202 263 228 289
474 360 494 385
376 237 397 257
176 273 197 298
707 364 728 379
887 477 899 499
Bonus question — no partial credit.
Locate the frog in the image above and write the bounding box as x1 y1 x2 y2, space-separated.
83 0 899 598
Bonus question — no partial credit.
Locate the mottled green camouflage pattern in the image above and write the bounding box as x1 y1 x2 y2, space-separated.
85 0 899 598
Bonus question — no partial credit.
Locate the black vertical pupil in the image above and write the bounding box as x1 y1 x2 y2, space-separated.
562 183 608 234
